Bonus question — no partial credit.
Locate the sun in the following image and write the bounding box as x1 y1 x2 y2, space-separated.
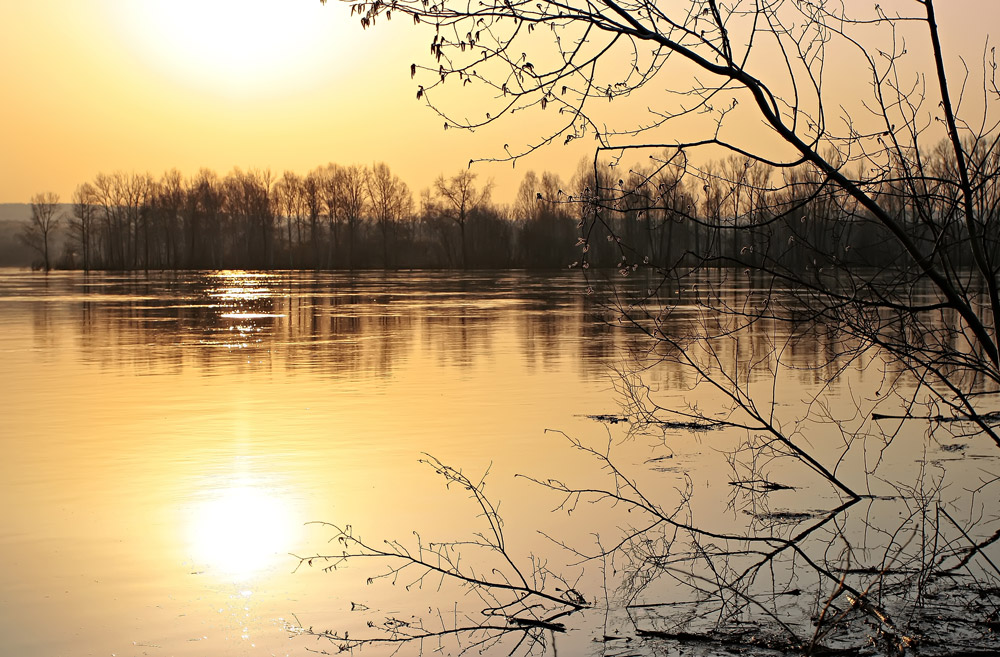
117 0 346 96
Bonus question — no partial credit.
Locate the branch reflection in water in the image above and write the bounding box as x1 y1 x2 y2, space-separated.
295 272 1000 657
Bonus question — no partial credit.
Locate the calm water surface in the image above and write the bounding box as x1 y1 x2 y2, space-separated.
2 269 997 656
0 269 635 656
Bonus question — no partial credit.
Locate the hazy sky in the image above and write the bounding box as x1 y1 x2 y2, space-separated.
1 1 997 204
0 0 583 203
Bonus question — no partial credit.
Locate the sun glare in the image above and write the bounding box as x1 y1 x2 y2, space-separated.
188 484 300 580
118 0 343 95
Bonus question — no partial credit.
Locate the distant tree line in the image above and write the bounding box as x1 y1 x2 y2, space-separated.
23 143 989 272
573 140 995 278
35 164 560 271
34 163 577 271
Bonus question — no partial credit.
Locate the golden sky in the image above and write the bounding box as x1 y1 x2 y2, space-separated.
0 0 583 203
0 1 997 204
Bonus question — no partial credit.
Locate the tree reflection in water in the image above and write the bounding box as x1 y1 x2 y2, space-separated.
296 277 1000 657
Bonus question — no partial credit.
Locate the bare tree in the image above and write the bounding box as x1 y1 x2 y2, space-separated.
303 170 324 268
20 192 62 272
274 171 305 268
90 171 153 270
338 164 371 270
433 170 493 269
294 456 588 655
315 164 343 267
150 170 186 269
305 0 1000 653
224 168 276 268
366 162 412 269
70 184 96 272
186 168 225 269
334 0 1000 402
513 171 577 267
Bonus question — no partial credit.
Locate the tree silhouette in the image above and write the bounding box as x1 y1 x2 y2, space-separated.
301 0 1000 653
331 0 1000 434
432 170 493 269
69 184 96 272
20 192 62 272
366 162 412 269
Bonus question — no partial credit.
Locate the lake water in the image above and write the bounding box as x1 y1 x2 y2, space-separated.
0 269 633 656
2 269 999 656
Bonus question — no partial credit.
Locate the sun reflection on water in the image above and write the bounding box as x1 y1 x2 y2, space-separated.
219 312 285 319
208 271 276 302
201 271 287 349
187 483 300 581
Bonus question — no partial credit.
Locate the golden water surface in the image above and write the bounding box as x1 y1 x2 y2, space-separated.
2 269 993 656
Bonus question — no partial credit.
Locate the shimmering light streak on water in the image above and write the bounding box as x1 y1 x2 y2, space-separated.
0 269 634 656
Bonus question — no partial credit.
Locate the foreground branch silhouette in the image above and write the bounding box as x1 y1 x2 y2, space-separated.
325 0 1000 422
292 455 588 655
296 1 1000 654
